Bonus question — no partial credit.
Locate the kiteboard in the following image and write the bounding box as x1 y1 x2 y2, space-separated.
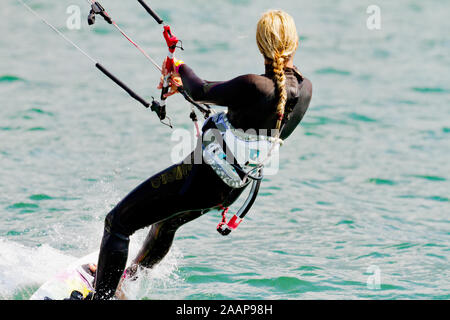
30 251 98 300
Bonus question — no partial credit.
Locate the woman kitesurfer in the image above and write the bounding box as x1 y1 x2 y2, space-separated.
90 9 313 300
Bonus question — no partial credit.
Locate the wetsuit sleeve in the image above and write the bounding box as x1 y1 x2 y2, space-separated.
179 64 255 106
280 78 313 140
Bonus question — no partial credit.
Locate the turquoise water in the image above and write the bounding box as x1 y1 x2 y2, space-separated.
1 0 449 300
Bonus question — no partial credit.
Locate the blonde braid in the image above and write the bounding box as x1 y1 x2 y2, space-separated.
256 10 299 131
272 55 287 131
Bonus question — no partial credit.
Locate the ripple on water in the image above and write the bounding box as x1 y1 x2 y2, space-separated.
336 220 355 229
384 243 419 250
243 276 337 294
29 194 53 201
408 175 446 182
27 108 54 117
185 273 233 284
0 75 25 83
294 266 323 272
412 87 450 94
27 127 46 132
367 178 397 186
315 67 352 76
7 203 39 211
355 251 391 260
396 195 449 202
347 113 377 123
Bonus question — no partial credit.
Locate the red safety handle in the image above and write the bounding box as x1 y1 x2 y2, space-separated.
163 25 179 53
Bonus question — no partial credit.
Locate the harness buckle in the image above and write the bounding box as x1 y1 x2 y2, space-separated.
216 207 243 236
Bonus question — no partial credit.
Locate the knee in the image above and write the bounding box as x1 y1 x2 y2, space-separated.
104 208 133 238
100 211 130 255
151 211 201 237
100 227 130 255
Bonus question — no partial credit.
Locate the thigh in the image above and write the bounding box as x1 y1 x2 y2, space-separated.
106 163 196 236
106 161 247 237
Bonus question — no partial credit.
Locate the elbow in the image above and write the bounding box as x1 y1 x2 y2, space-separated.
188 85 207 102
180 80 207 102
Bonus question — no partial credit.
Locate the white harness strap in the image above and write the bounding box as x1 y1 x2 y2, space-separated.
202 112 282 188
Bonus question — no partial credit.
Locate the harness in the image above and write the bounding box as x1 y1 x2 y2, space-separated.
203 67 304 236
201 112 283 235
202 112 281 187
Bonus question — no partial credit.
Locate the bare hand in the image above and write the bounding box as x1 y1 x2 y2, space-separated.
157 57 183 98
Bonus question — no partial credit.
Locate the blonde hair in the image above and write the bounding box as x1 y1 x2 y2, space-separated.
256 10 299 130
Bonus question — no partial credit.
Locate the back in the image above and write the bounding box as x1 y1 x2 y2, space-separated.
179 64 313 139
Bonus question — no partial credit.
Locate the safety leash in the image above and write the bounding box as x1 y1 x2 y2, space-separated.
217 169 263 236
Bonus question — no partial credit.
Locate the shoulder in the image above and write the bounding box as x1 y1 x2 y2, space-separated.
227 73 275 95
290 66 312 96
232 73 268 86
299 77 313 98
240 73 278 95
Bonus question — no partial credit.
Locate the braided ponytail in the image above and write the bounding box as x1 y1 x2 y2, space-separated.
256 10 299 131
272 55 287 131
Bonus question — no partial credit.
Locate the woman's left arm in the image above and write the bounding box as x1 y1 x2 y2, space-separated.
178 64 255 106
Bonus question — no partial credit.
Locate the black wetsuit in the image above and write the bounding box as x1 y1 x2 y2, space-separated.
93 64 313 300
